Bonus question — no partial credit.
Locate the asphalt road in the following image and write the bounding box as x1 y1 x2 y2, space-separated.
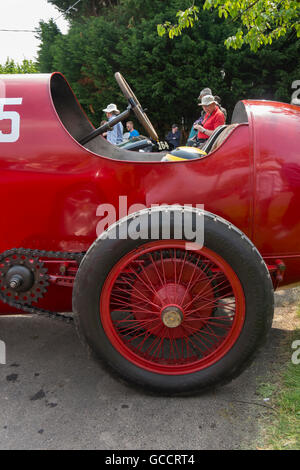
0 289 297 450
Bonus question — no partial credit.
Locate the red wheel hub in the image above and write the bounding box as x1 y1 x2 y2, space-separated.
129 257 216 339
101 241 245 375
154 282 191 307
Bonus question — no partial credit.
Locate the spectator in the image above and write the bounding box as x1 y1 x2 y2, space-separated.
187 87 212 145
166 124 181 149
197 87 212 104
194 95 225 146
102 103 123 145
126 121 140 139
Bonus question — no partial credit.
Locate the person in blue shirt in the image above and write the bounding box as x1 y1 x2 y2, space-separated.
103 103 124 145
126 121 140 139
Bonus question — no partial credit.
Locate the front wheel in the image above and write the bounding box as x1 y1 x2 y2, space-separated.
73 207 274 395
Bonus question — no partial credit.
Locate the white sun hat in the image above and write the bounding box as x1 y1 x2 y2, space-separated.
198 94 217 106
102 103 120 114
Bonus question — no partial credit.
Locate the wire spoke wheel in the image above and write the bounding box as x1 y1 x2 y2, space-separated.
100 241 245 375
74 207 274 394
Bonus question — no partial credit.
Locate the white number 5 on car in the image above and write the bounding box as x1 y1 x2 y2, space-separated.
0 97 22 143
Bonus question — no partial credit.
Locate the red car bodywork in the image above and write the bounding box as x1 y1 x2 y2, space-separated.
0 72 300 315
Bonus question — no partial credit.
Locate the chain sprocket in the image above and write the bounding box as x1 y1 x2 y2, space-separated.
0 251 49 304
0 248 85 323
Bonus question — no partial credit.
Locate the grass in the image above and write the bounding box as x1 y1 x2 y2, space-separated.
256 306 300 450
263 347 300 449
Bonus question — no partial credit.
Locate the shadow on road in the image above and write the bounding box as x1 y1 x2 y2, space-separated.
0 305 294 450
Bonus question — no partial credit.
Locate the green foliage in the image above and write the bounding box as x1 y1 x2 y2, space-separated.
0 58 38 74
157 5 199 39
36 19 62 72
158 0 300 52
38 0 300 136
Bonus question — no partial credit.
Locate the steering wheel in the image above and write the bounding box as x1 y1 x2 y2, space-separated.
79 73 159 146
115 72 159 141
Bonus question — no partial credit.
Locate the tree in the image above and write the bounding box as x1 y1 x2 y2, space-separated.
44 0 241 129
38 0 299 136
157 0 300 51
36 19 62 72
0 59 38 74
47 0 119 20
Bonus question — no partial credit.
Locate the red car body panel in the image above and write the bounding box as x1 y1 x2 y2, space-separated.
0 73 299 315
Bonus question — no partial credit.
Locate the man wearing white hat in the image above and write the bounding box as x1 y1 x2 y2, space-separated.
103 103 124 145
194 94 225 145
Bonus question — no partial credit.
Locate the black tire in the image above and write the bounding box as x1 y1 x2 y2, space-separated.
73 206 274 395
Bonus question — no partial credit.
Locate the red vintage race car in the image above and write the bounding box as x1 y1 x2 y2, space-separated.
0 72 299 395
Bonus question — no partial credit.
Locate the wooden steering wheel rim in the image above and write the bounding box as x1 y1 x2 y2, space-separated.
115 72 159 141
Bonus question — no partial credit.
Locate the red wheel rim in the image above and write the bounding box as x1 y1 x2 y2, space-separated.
100 241 245 375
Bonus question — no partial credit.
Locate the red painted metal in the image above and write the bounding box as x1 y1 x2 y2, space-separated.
100 241 245 374
0 73 300 315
